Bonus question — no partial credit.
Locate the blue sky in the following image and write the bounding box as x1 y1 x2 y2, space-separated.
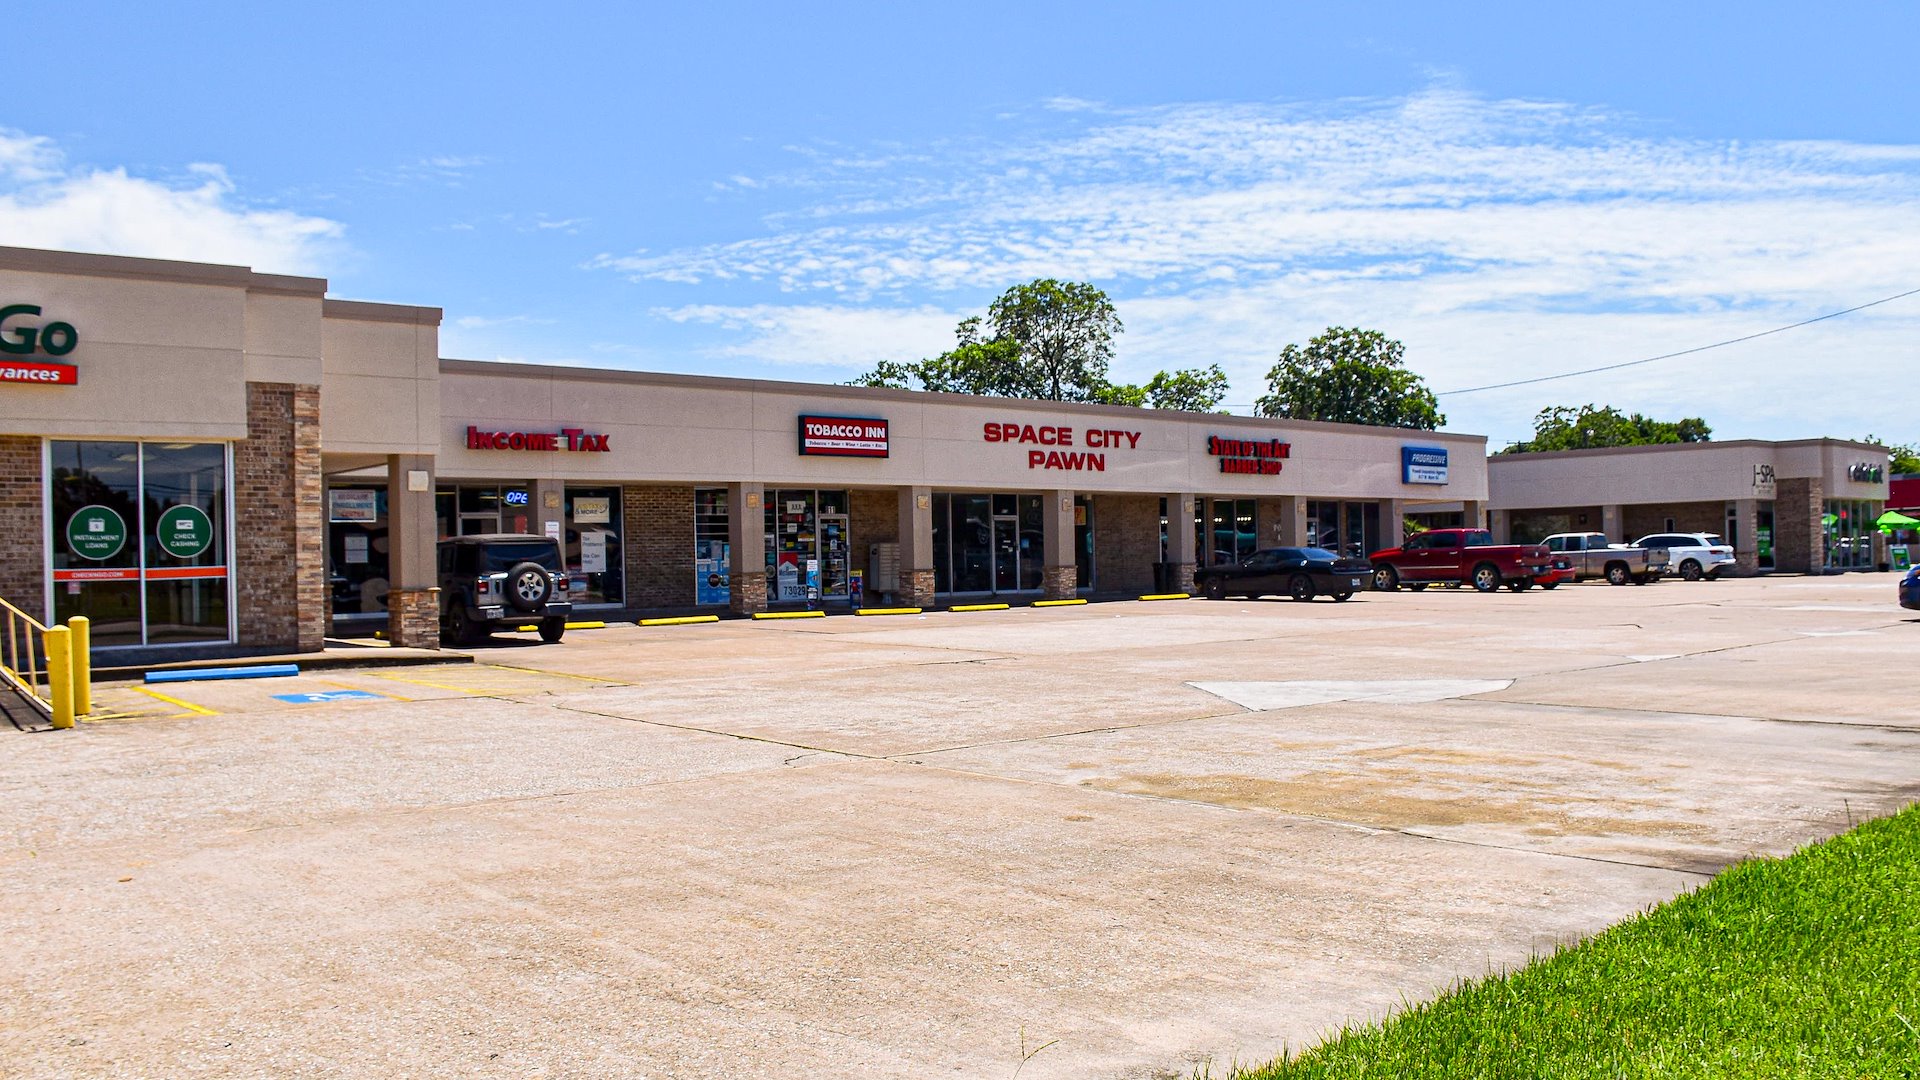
5 2 1918 446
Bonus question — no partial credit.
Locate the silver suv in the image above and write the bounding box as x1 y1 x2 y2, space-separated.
437 534 573 644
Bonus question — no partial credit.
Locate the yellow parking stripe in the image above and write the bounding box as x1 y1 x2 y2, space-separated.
313 679 411 701
132 686 218 715
366 672 520 695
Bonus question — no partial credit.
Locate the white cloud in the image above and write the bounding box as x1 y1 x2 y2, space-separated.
596 90 1920 439
654 303 962 369
0 128 343 273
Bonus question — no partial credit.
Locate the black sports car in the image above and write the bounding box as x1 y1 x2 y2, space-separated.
1195 547 1375 602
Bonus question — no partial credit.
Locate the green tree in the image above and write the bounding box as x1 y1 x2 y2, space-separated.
1501 405 1714 453
1254 327 1444 429
1861 435 1920 475
851 282 1228 409
985 278 1123 402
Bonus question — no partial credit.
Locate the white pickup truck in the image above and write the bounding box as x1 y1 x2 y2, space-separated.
1541 532 1670 585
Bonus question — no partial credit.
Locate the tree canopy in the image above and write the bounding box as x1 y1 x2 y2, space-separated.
850 280 1228 410
1254 327 1445 429
1500 405 1713 453
1861 435 1920 475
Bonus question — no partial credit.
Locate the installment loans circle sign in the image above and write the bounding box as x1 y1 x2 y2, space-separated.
156 505 214 559
66 505 128 561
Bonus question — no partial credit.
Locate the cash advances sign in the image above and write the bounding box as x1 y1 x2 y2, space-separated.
1402 446 1450 485
0 304 80 386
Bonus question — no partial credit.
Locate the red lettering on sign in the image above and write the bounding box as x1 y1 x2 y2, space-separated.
465 424 610 452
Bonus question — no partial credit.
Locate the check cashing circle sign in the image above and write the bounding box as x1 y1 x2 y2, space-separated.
66 505 128 561
156 505 214 559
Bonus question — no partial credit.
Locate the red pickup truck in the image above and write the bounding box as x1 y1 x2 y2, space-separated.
1369 529 1555 593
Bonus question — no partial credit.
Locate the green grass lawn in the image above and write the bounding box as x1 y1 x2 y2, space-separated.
1230 803 1920 1079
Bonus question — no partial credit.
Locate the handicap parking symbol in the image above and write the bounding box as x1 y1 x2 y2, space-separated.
272 690 383 704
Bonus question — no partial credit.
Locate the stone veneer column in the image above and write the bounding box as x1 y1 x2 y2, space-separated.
1728 499 1760 576
1773 478 1825 574
1041 489 1077 599
898 486 935 606
728 482 767 615
386 453 441 649
0 436 43 614
234 383 326 652
1487 508 1511 545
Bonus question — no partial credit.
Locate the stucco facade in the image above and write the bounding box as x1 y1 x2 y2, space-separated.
1484 440 1890 574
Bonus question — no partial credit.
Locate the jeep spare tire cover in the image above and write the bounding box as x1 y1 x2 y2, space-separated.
506 561 553 611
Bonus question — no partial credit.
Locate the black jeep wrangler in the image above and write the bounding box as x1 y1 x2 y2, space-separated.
437 534 573 644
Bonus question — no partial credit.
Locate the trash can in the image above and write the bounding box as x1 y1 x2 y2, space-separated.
1152 561 1174 592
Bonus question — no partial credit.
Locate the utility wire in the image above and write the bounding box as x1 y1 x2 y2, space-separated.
1437 287 1920 396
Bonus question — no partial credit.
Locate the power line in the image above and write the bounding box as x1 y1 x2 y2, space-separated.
1437 287 1920 396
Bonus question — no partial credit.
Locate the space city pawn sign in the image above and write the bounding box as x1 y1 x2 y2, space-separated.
465 426 611 452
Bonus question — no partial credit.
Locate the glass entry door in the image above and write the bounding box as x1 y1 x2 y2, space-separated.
993 517 1020 591
819 513 851 600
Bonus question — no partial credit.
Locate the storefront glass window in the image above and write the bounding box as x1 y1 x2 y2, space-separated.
565 486 623 605
1824 499 1875 570
763 489 849 603
1756 504 1775 570
328 486 390 615
49 440 232 648
1074 496 1094 589
694 488 730 606
142 443 230 644
932 492 1055 594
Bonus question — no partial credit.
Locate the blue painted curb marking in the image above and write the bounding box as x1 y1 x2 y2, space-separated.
272 690 382 704
146 664 301 684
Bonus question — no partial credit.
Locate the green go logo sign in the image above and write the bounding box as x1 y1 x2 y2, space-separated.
156 505 214 559
66 505 127 561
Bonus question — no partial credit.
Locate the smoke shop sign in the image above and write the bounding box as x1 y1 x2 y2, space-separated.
0 303 80 386
466 426 611 452
983 421 1140 472
798 415 890 457
1209 435 1291 476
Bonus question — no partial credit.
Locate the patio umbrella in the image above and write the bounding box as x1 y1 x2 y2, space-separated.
1876 509 1920 532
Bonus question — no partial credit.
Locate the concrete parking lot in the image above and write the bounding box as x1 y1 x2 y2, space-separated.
5 576 1918 1078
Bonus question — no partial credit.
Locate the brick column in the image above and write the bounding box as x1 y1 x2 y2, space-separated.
535 479 566 543
0 436 43 616
898 486 935 606
385 454 440 648
1728 499 1760 575
728 482 766 614
235 383 326 652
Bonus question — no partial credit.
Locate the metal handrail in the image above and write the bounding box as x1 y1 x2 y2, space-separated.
0 596 87 728
0 595 51 716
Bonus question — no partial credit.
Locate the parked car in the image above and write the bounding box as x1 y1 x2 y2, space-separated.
1900 564 1920 611
1369 529 1554 593
1634 532 1737 581
437 533 573 644
1197 546 1373 601
1538 555 1575 589
1541 532 1669 585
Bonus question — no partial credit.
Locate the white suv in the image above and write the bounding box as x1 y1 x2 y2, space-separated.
1633 533 1736 581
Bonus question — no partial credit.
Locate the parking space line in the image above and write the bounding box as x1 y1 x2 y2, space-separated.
478 663 627 686
365 672 505 694
313 679 412 701
131 686 219 715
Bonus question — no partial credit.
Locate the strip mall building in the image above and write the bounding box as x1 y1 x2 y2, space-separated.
0 247 1490 659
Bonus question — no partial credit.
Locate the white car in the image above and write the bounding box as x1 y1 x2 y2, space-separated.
1634 532 1736 581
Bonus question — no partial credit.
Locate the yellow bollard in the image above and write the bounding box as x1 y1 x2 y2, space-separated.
46 625 74 730
68 616 91 717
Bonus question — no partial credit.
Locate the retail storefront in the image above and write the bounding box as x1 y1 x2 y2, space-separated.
1484 440 1891 574
2 246 1490 659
